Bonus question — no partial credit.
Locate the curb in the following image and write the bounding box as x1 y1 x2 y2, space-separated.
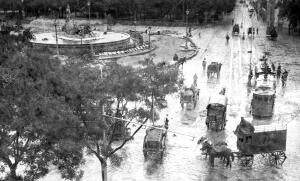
94 44 157 60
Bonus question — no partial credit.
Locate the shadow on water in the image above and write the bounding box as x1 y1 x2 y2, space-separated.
144 159 164 177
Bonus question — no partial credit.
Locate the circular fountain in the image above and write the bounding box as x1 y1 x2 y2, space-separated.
30 5 153 58
32 30 133 52
30 6 136 54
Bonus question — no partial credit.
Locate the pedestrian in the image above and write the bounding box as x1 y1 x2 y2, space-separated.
193 73 198 87
164 115 169 129
232 19 234 25
199 31 201 38
189 26 192 37
256 27 259 35
277 63 282 79
281 69 288 87
202 58 207 72
271 62 275 72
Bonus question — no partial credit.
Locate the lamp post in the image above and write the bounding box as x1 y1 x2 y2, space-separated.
54 19 59 56
185 9 189 48
148 26 151 49
20 0 24 18
87 1 91 23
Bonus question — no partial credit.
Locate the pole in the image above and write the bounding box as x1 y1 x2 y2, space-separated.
185 9 189 48
148 26 151 49
54 19 59 56
87 1 91 24
89 5 90 22
151 90 154 125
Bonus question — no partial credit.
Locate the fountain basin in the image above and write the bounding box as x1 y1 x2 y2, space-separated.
31 31 134 52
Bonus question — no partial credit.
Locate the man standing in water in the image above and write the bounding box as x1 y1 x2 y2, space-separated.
193 73 198 87
202 58 207 73
277 63 282 79
282 69 288 87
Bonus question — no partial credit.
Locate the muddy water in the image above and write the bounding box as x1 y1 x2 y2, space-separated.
39 3 300 181
107 4 300 181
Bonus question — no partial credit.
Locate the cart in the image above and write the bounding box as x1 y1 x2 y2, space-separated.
234 118 287 167
180 86 200 110
205 94 228 131
143 125 167 160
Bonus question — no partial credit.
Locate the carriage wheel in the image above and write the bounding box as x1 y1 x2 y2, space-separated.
240 155 254 167
260 153 271 162
269 151 287 166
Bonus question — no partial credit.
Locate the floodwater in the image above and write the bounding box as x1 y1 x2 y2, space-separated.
40 3 300 181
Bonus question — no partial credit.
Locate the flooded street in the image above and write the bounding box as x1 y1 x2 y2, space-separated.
38 3 300 181
107 4 300 181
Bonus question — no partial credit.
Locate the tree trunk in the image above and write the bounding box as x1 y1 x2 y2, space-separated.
9 165 18 180
101 159 108 181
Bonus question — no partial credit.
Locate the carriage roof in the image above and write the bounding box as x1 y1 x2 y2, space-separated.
183 89 194 96
253 75 276 95
235 119 287 137
145 127 165 142
255 59 275 73
208 94 228 106
254 122 287 133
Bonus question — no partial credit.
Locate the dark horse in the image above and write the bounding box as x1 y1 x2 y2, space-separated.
207 63 222 79
201 141 234 168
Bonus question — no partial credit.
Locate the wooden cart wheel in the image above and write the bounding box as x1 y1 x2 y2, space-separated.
269 151 287 166
260 153 271 162
240 155 254 167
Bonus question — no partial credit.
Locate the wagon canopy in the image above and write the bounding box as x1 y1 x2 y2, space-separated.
207 94 228 107
145 128 165 142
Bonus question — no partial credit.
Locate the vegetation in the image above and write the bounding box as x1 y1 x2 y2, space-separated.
0 0 236 23
0 27 84 181
0 25 182 180
278 0 300 34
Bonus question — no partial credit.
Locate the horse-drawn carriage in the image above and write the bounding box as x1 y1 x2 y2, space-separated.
143 125 168 160
207 62 222 79
205 94 228 131
251 76 276 117
200 118 287 168
109 113 131 141
232 24 240 36
234 118 287 167
251 58 276 117
266 25 278 40
247 27 255 36
180 86 200 110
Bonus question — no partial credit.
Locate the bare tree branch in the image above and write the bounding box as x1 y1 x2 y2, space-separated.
84 142 106 163
107 118 148 157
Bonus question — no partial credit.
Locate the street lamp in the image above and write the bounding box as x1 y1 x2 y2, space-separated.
54 19 59 56
148 26 151 49
87 1 91 23
20 0 24 18
185 9 189 48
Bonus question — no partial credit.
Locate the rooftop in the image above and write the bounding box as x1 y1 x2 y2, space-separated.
145 128 165 141
208 94 228 106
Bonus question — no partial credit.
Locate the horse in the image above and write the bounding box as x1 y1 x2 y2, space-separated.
201 141 234 168
207 63 222 79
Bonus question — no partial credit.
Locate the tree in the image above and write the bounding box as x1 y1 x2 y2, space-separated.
0 28 85 180
61 58 181 181
278 0 300 35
